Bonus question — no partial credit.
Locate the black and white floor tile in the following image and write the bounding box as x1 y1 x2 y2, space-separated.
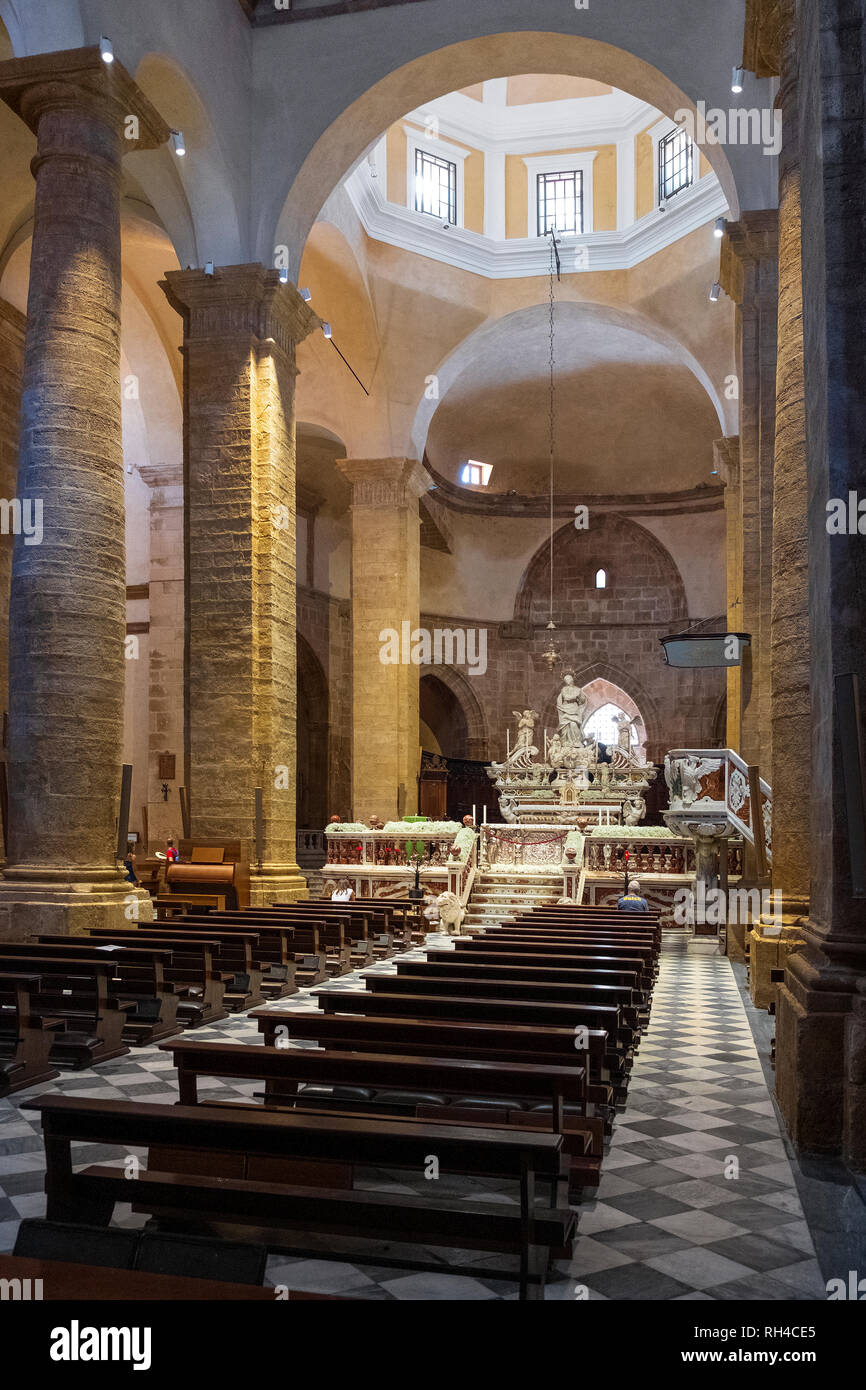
0 934 828 1299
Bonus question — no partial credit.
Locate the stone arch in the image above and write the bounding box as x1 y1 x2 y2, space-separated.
297 633 330 833
265 25 756 273
539 662 661 756
514 513 689 628
419 661 489 760
411 300 729 462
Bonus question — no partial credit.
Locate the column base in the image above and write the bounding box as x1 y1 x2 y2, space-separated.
0 871 154 940
775 943 866 1161
250 863 309 906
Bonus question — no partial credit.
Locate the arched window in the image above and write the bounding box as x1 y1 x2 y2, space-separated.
595 568 607 589
584 702 639 749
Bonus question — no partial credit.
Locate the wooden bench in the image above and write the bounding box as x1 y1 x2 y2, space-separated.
448 942 654 992
173 915 326 987
0 955 132 1068
196 910 352 977
158 1036 594 1191
362 971 640 1032
85 928 267 1012
24 1094 573 1299
0 972 61 1094
0 1253 326 1300
52 936 228 1029
16 939 182 1045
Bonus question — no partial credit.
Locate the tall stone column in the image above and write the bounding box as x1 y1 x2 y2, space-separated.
714 437 743 752
773 0 866 1163
139 464 184 853
719 212 779 773
744 0 811 926
160 266 319 903
336 457 427 823
0 298 26 860
0 50 168 935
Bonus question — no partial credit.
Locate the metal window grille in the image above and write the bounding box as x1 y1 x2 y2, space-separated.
658 127 694 201
537 169 583 236
415 149 457 223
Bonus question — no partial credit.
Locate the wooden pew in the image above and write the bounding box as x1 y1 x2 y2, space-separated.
0 955 132 1067
173 915 325 987
195 910 353 977
0 1254 324 1301
25 1094 574 1299
448 942 654 992
0 972 61 1094
362 971 640 1032
14 940 182 1045
158 1037 593 1190
251 1008 614 1182
49 936 228 1029
84 928 266 1012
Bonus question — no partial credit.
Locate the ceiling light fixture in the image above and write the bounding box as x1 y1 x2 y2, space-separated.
542 228 562 674
714 216 726 238
731 66 745 94
99 35 114 63
170 130 185 157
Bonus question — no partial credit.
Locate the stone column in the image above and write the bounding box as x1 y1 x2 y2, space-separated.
336 457 428 823
714 437 743 752
773 0 866 1163
719 212 779 773
160 266 319 903
139 464 184 853
744 0 811 927
0 49 168 935
0 298 25 860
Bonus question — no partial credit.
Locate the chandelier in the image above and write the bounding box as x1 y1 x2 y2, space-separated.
542 228 561 672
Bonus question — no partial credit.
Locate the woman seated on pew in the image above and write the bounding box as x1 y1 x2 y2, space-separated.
331 878 355 902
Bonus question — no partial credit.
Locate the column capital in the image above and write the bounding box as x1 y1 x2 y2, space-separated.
160 264 321 354
719 210 778 303
336 456 430 507
0 47 169 149
714 436 741 489
138 462 182 491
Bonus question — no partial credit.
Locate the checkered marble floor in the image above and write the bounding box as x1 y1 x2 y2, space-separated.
0 934 826 1300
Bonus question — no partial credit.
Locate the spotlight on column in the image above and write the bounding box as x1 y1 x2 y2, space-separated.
99 35 114 63
322 322 333 339
709 282 722 303
300 288 312 301
731 66 745 94
171 130 186 157
278 268 289 284
714 217 726 238
204 260 214 277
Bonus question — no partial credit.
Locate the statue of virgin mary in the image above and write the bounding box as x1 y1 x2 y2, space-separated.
555 673 588 749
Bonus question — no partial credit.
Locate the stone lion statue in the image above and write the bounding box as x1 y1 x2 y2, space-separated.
436 890 464 935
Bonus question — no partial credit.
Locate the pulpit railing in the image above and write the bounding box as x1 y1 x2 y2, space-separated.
665 748 772 865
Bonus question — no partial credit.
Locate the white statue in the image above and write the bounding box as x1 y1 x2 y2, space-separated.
510 709 539 764
623 795 646 826
613 712 636 752
556 674 588 750
437 890 464 935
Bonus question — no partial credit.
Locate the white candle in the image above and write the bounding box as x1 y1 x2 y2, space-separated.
506 729 510 758
472 803 476 825
483 804 487 824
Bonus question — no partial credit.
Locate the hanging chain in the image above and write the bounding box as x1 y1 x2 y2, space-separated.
548 229 556 626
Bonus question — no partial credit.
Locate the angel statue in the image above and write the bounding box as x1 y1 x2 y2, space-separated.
623 795 646 826
509 709 539 766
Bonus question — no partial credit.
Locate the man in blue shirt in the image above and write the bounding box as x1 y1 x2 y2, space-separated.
617 878 649 913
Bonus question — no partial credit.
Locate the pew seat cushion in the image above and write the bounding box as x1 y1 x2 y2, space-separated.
297 1084 376 1102
452 1096 529 1111
371 1089 449 1107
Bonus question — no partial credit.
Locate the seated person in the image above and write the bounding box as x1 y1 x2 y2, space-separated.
331 877 355 902
422 891 440 928
617 878 649 913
